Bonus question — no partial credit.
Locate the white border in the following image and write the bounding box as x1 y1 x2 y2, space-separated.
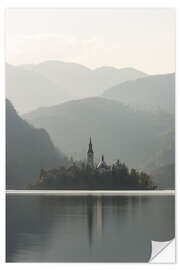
0 0 179 269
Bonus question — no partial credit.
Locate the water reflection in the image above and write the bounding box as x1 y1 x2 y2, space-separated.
6 195 174 262
97 197 102 235
87 196 93 247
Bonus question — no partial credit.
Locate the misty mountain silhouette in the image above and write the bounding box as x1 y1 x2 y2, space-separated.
151 163 175 190
6 64 69 114
103 73 175 114
23 97 174 172
6 61 146 113
30 61 147 97
6 99 67 188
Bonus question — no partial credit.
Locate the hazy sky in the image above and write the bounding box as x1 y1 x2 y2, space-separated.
6 9 175 74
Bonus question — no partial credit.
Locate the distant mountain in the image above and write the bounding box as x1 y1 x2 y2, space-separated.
28 61 147 97
144 130 175 189
103 73 175 114
91 66 147 91
6 99 67 189
23 97 174 169
145 129 175 172
9 60 146 113
6 64 69 114
151 163 175 189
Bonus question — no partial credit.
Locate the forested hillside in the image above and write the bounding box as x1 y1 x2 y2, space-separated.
6 99 67 188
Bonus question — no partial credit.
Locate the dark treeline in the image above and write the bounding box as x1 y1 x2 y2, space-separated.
28 160 156 190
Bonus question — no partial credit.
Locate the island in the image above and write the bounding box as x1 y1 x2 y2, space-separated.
27 137 156 190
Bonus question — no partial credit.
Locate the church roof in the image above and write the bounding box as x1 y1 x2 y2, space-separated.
97 155 108 169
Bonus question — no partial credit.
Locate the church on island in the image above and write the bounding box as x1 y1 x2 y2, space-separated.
28 136 155 190
87 137 110 173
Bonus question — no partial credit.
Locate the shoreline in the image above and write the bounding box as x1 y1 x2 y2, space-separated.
6 190 175 196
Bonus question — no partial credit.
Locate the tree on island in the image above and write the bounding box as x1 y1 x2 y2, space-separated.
28 159 156 190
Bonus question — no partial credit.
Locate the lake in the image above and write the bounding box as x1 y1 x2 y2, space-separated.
6 194 175 262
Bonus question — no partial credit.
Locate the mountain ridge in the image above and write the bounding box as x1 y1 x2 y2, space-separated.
6 99 67 188
6 60 147 113
23 96 174 169
103 73 175 114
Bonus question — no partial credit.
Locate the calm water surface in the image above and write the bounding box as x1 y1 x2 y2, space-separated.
6 195 175 262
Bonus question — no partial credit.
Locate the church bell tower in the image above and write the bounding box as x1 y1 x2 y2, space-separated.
87 136 94 168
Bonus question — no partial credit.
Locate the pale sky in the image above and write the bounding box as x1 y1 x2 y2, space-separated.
6 8 175 74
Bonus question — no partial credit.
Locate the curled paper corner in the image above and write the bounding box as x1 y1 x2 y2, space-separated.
150 239 175 263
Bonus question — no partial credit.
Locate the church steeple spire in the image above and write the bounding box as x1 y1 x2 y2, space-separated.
87 136 94 167
88 136 93 153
